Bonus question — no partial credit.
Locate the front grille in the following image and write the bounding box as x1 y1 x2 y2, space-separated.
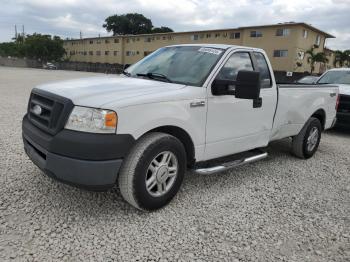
338 94 350 113
27 88 74 135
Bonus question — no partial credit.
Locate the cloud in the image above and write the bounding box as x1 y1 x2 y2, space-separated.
0 0 349 50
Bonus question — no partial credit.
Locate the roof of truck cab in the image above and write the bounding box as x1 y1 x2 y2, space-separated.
165 43 264 52
327 68 350 71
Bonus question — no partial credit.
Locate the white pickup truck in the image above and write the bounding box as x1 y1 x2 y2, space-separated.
23 44 339 210
317 68 350 128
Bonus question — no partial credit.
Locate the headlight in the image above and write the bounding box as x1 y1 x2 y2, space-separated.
65 106 118 133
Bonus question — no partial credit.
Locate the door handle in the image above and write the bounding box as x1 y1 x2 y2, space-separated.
190 101 205 108
330 92 337 97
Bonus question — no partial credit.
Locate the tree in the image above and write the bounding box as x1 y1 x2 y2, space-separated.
103 13 173 35
103 13 153 35
333 50 350 68
23 34 66 62
0 42 23 57
152 26 174 33
306 47 328 74
0 34 65 62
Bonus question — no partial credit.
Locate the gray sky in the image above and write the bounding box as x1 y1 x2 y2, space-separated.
0 0 349 50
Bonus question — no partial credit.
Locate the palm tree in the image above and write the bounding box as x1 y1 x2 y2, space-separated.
333 50 350 68
306 47 329 74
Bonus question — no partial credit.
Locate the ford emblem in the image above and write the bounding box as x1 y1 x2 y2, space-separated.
33 105 42 115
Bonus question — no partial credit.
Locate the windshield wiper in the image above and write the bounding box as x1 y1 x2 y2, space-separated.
136 72 172 83
122 70 131 77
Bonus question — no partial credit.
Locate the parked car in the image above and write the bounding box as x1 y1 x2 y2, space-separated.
43 62 57 70
22 44 339 210
317 68 350 128
296 75 319 84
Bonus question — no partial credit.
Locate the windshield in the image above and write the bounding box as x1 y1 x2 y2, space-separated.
125 46 225 86
297 76 318 84
318 71 350 85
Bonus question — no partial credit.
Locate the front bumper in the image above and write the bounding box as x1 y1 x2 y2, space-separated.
22 115 135 190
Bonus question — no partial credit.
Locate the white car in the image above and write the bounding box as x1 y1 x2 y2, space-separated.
317 68 350 128
23 44 339 210
43 62 57 70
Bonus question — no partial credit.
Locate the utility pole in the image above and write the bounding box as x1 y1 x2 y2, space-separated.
14 25 17 40
22 25 25 42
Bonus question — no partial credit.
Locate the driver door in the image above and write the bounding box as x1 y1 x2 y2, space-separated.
204 50 276 160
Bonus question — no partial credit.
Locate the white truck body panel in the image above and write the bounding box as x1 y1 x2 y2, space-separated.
270 86 338 141
34 44 338 162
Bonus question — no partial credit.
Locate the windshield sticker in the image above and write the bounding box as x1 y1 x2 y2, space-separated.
198 47 222 55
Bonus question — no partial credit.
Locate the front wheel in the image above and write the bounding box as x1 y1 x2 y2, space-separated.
292 117 322 159
118 132 187 211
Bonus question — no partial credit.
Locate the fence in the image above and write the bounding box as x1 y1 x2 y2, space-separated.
56 61 123 74
0 56 41 68
0 57 123 74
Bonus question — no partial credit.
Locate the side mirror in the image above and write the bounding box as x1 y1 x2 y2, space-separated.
235 70 261 100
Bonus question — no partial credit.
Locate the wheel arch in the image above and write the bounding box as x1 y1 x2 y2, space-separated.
146 125 196 167
310 109 326 130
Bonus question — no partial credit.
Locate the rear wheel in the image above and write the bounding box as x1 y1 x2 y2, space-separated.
292 117 322 159
118 132 186 211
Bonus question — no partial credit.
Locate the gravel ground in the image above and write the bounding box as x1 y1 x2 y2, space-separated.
0 66 349 262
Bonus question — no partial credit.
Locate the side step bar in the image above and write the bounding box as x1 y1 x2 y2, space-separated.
194 151 268 175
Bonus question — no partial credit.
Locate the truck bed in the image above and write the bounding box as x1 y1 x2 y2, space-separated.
270 84 338 141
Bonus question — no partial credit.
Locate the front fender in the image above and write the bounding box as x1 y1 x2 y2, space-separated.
116 100 207 160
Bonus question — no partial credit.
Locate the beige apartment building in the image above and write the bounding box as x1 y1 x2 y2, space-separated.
63 22 334 74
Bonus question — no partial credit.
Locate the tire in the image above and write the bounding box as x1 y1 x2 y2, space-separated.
118 132 187 211
292 117 322 159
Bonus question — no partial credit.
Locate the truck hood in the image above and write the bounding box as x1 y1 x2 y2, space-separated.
36 75 186 108
337 84 350 96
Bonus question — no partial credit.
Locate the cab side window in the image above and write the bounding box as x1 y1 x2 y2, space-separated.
216 52 254 81
253 52 272 88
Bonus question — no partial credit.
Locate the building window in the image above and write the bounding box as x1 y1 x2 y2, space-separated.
105 39 110 44
167 36 172 40
273 50 288 57
206 33 211 38
276 28 290 36
126 38 130 43
303 29 308 38
250 31 263 37
144 37 152 42
162 36 166 40
315 35 321 46
230 32 240 39
114 51 118 56
83 51 87 56
126 51 136 56
96 40 101 44
191 34 199 41
96 51 101 56
215 33 220 38
89 51 93 55
105 51 109 55
137 38 140 41
156 36 160 40
89 40 93 44
114 38 119 43
144 51 153 57
70 51 75 55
